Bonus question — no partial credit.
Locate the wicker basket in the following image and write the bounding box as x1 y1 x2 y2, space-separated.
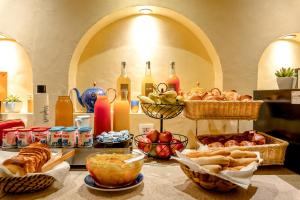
183 100 263 120
197 132 288 165
180 164 237 192
0 174 55 193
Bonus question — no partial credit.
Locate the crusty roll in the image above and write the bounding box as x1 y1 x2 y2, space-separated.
208 142 224 148
191 155 230 166
2 142 51 176
186 150 230 158
202 165 222 173
230 150 257 159
229 157 258 167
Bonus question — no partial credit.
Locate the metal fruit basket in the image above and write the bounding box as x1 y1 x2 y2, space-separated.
141 103 184 120
134 133 188 159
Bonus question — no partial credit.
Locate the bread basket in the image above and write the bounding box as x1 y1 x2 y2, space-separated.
180 164 237 192
184 100 263 120
0 174 55 193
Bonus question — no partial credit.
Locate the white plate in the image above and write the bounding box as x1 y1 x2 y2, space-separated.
84 173 144 192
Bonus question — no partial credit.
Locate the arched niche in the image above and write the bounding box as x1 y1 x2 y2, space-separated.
69 6 222 111
258 33 300 89
0 33 33 113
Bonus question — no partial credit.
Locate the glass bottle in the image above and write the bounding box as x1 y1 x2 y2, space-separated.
113 91 130 131
27 95 33 113
94 95 111 137
117 62 131 102
141 61 155 96
166 62 180 94
55 96 74 126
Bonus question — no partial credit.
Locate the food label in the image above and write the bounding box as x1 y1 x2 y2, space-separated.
62 131 76 147
49 131 62 147
121 84 128 93
17 131 32 147
2 131 17 147
145 83 153 96
291 91 300 104
33 132 48 144
78 131 93 147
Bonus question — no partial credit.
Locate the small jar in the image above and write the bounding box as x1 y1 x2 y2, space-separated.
32 127 50 144
17 128 32 148
62 127 77 147
78 127 93 147
2 128 17 148
49 126 64 148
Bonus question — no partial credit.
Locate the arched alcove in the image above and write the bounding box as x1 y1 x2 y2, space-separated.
258 33 300 89
69 6 222 111
0 33 33 113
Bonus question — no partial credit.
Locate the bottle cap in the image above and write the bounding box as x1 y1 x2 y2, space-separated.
37 85 46 93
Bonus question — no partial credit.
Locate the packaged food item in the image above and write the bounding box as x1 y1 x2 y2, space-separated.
62 127 77 147
32 127 50 144
49 126 64 147
2 128 17 148
78 127 93 147
17 128 32 148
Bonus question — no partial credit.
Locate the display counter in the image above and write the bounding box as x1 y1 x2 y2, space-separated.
1 161 299 200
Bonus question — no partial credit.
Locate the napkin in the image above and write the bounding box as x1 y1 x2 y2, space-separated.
173 150 262 189
0 151 70 186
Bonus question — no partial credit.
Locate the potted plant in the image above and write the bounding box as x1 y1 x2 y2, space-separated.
275 67 296 89
3 95 23 113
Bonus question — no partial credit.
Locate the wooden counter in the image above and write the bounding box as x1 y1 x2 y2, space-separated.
1 161 300 200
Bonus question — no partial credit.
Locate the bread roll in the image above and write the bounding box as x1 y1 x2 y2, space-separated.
202 165 222 173
186 150 230 158
191 155 230 166
229 157 258 167
230 150 257 159
208 142 224 148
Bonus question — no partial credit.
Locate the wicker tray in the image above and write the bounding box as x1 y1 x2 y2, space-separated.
180 164 237 192
183 100 263 120
0 174 55 193
197 132 288 165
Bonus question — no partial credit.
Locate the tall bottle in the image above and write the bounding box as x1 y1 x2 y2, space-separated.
34 85 50 126
117 61 131 102
55 96 73 126
166 62 180 94
94 95 111 137
113 91 130 131
141 61 155 96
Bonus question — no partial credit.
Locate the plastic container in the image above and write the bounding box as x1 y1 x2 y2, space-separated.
49 126 64 147
78 127 93 147
32 127 50 144
17 128 32 147
62 127 77 147
2 128 17 148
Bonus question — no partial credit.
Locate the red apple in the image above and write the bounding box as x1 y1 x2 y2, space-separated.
159 131 173 143
170 139 185 155
138 137 152 153
146 129 160 142
148 144 157 157
156 144 171 158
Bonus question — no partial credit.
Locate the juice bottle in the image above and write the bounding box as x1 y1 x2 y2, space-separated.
55 96 74 126
141 61 155 96
94 95 111 137
166 62 180 94
113 91 130 131
117 62 131 102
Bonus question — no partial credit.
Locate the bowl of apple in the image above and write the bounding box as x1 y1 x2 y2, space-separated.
134 129 188 159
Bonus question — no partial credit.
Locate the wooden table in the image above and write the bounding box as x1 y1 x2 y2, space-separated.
1 161 300 200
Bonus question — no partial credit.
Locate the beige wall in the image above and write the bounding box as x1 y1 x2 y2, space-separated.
77 15 214 103
0 39 33 112
258 38 300 89
0 0 299 127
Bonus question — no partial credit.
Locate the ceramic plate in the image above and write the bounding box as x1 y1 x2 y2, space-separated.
84 173 144 192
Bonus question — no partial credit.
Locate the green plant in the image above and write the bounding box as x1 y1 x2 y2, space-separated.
275 67 296 77
4 95 22 102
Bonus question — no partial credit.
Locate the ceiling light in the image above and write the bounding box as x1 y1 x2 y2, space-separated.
282 34 297 39
139 8 152 15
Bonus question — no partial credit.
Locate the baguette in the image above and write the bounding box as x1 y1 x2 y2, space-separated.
230 150 257 159
202 165 222 173
191 155 230 166
229 157 258 167
186 150 230 158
